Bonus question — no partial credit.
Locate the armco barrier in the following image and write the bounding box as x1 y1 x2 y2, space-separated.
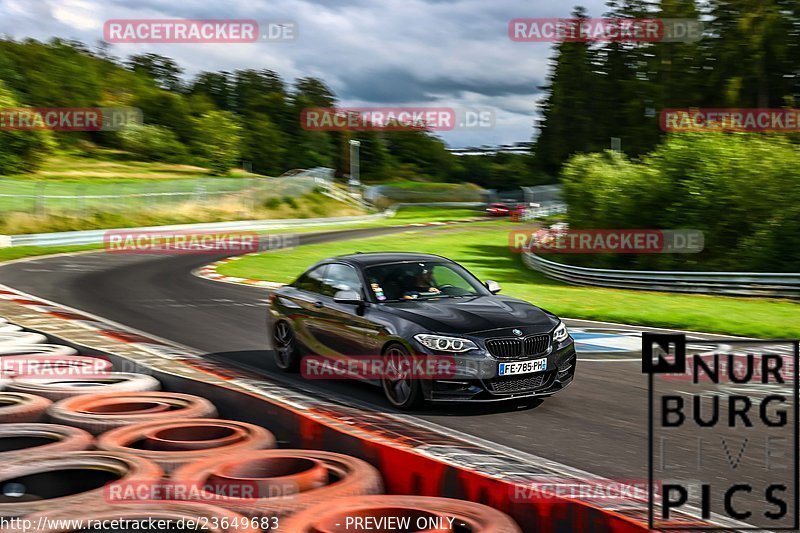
0 213 388 248
523 251 800 298
0 284 742 532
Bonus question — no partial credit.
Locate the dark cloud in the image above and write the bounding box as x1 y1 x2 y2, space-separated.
0 0 606 145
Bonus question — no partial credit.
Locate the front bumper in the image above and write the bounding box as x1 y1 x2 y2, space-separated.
422 337 577 402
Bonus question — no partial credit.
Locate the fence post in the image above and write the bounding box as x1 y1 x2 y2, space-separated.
35 183 46 216
194 182 206 204
76 185 86 213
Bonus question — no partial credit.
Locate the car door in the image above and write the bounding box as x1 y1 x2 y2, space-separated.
313 263 383 357
285 264 330 352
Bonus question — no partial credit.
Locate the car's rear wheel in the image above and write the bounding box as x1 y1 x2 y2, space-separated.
273 320 300 372
381 344 423 410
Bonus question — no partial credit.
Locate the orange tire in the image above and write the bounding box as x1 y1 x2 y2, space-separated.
171 449 384 518
97 419 277 475
280 495 523 532
0 423 93 461
12 502 263 532
0 392 51 422
48 392 217 435
7 372 160 401
0 451 162 517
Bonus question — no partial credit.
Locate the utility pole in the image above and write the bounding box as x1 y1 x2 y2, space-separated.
349 139 361 196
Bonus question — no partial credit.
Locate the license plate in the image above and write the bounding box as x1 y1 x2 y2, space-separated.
498 358 547 376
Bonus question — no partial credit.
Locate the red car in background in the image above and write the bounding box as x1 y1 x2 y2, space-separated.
486 203 511 216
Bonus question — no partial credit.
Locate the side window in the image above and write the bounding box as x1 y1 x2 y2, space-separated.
293 265 328 294
321 263 362 297
432 264 473 291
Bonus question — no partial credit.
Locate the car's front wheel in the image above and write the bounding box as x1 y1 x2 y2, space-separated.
272 320 300 372
381 343 423 410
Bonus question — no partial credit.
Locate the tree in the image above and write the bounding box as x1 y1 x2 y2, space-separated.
118 123 188 162
239 113 287 175
0 80 54 174
534 7 601 174
127 53 184 92
193 111 242 174
190 72 233 111
286 77 338 169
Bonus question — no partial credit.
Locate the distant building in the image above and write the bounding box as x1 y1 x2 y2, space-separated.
448 142 533 156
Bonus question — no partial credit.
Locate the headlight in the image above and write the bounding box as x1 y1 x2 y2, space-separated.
414 334 478 353
553 322 569 343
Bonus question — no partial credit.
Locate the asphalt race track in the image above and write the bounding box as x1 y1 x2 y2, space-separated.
0 225 794 526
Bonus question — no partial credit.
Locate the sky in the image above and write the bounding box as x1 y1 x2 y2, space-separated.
0 0 608 147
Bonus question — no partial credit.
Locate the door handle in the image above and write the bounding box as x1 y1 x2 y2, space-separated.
313 301 324 308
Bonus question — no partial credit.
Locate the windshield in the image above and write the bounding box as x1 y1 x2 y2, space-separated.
364 261 488 302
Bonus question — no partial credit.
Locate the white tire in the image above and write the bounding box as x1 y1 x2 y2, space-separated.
0 344 78 357
0 332 47 346
7 372 161 401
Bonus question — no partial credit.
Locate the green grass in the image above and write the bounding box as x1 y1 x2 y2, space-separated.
377 180 484 192
217 226 800 338
387 206 482 223
0 244 105 262
0 150 268 214
0 209 491 265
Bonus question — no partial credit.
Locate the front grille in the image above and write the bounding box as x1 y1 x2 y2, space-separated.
485 338 522 359
486 372 552 394
485 334 550 360
523 335 550 356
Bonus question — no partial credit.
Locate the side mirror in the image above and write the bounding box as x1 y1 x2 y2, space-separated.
334 289 363 304
485 280 501 294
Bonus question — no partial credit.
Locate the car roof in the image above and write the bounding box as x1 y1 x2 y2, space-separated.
331 252 452 267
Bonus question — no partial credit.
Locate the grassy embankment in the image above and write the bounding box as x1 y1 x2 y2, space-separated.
217 225 800 338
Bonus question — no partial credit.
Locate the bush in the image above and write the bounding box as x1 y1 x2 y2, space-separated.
263 197 282 209
0 81 54 174
118 123 188 163
193 111 241 175
560 133 800 272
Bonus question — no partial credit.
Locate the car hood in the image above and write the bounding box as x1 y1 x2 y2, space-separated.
379 295 557 335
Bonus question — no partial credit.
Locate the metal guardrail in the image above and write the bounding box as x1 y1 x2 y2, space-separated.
522 252 800 298
0 213 389 248
521 202 568 220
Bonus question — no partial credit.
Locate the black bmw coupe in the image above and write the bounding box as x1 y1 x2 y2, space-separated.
268 252 577 409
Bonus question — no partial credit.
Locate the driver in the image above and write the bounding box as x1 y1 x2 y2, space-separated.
403 265 441 300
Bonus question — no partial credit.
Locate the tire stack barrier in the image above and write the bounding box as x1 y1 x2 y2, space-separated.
6 372 160 400
0 451 163 517
0 423 93 460
96 419 278 474
170 449 384 518
48 391 218 434
0 314 526 531
0 392 51 422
